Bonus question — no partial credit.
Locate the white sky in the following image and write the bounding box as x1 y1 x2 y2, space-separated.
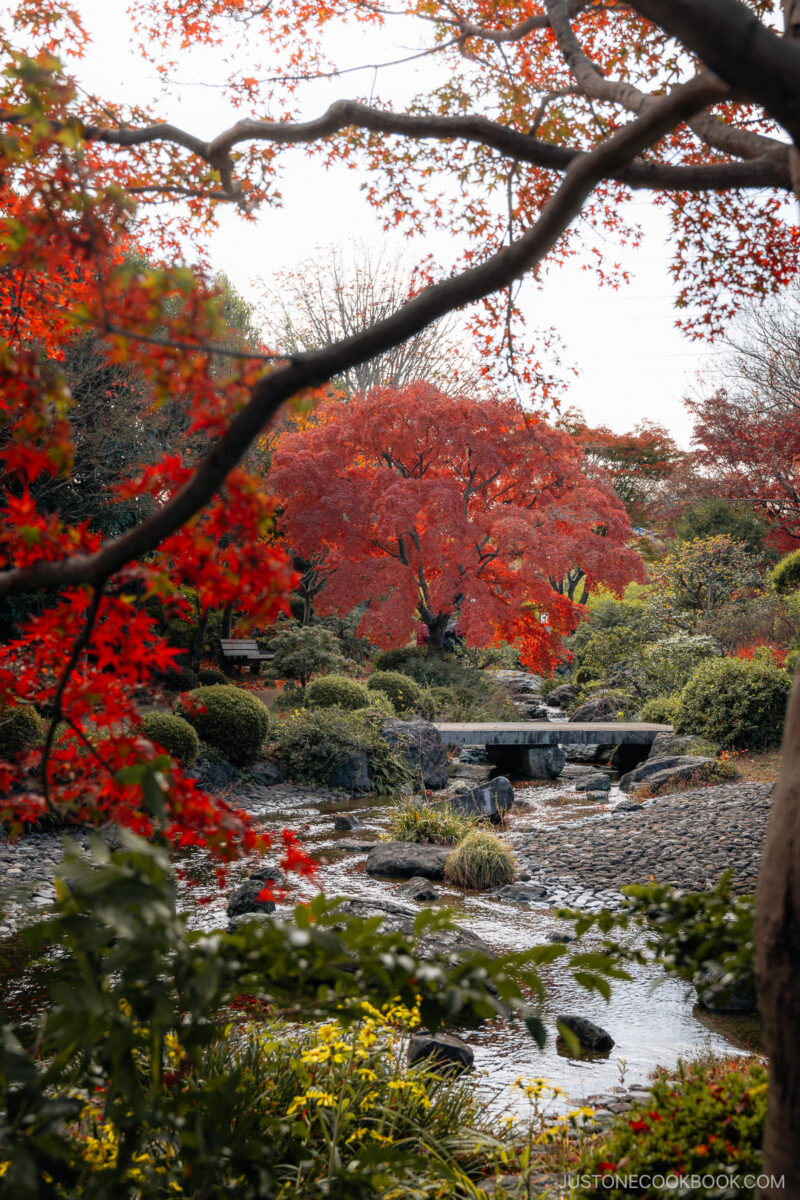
66 0 754 449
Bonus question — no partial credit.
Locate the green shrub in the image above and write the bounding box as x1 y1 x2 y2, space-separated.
675 656 790 750
165 616 199 652
267 623 350 686
633 632 719 700
425 681 518 722
274 681 306 711
415 687 437 721
180 685 269 765
268 708 410 791
444 831 516 890
577 1055 767 1198
305 673 371 710
387 798 473 845
367 670 422 712
365 689 397 717
639 694 680 725
161 663 197 692
0 705 44 759
198 667 227 686
373 646 426 672
770 546 800 595
141 711 200 766
787 647 799 675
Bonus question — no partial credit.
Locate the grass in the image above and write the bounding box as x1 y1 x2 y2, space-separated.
443 831 516 890
386 797 473 845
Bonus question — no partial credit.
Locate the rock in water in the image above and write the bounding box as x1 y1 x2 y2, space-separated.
495 883 547 903
447 776 514 821
382 719 449 790
557 1014 614 1052
226 877 277 920
521 745 566 779
408 1031 474 1073
365 841 452 880
334 812 363 830
396 875 439 901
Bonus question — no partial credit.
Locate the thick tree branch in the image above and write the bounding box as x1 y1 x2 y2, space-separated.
0 73 728 600
629 0 800 148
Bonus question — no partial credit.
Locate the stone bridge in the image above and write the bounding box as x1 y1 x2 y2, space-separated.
433 721 672 778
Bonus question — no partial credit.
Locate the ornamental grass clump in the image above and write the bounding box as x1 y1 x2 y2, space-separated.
179 685 269 766
444 831 516 890
140 711 200 767
388 797 473 845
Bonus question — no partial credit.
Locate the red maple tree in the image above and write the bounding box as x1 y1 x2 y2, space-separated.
270 384 644 671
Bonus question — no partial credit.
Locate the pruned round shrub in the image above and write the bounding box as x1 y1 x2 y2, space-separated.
771 547 800 595
639 695 680 725
305 674 371 711
675 656 790 750
388 798 471 845
198 667 227 686
161 663 198 693
367 670 422 712
179 685 270 765
365 689 396 717
443 832 516 890
0 705 44 759
141 711 200 766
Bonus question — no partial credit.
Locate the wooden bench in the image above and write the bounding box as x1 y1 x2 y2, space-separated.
219 638 275 675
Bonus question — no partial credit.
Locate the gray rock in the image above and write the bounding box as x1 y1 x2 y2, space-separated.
248 863 286 886
408 1031 474 1073
547 929 576 944
648 732 717 760
522 745 566 780
397 876 439 902
560 742 611 764
495 883 547 903
697 965 757 1014
334 813 364 830
459 746 490 765
338 840 376 852
248 761 285 786
615 801 644 812
331 896 494 960
382 719 449 790
547 684 579 708
569 697 619 723
192 754 239 791
226 877 277 920
449 762 494 785
365 841 452 880
574 773 611 792
447 776 514 822
557 1014 614 1051
621 755 715 795
329 751 371 794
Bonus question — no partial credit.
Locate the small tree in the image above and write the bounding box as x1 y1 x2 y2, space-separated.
268 624 350 687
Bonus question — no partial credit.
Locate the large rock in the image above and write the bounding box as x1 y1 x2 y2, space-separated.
192 754 240 792
331 896 495 961
547 683 579 709
382 719 449 790
560 742 610 764
521 745 565 779
647 732 718 760
447 776 514 822
620 755 715 794
329 750 371 793
557 1014 614 1051
408 1031 474 1073
573 772 611 793
569 697 619 723
495 882 547 903
248 761 285 786
365 841 452 880
334 813 364 830
697 965 757 1014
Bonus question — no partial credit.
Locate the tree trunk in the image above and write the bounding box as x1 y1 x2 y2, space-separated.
194 608 208 671
755 665 800 1197
221 603 233 638
425 614 450 658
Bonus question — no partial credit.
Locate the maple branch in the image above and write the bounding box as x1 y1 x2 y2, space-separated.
0 73 729 600
628 0 800 148
443 0 594 43
41 581 107 810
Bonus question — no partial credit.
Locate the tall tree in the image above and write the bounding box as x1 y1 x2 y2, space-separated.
4 2 800 1180
270 383 644 669
557 408 685 528
260 244 482 397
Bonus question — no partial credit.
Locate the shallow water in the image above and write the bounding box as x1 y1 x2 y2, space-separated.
180 776 759 1115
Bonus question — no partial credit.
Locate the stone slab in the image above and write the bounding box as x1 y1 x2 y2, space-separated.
434 722 671 747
